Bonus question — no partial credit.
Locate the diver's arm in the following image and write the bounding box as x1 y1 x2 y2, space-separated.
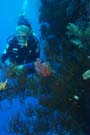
0 44 11 68
15 62 35 75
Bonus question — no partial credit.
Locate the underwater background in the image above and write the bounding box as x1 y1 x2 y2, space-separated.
0 0 90 135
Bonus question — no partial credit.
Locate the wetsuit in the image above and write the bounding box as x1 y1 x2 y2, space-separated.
1 34 40 73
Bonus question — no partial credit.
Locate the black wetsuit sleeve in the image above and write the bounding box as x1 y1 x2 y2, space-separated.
24 62 35 73
1 44 11 63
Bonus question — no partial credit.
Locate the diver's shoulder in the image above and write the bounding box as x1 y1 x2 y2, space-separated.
7 35 17 44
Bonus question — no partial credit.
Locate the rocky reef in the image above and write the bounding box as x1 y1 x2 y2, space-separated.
0 0 90 134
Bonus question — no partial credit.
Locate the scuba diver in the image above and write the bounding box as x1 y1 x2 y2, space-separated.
0 15 51 80
0 0 52 90
0 15 40 73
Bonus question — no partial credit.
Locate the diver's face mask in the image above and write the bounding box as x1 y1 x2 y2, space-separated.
16 32 29 46
16 25 30 46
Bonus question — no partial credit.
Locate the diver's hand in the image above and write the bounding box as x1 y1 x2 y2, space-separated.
15 65 25 75
8 65 23 77
9 65 27 77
